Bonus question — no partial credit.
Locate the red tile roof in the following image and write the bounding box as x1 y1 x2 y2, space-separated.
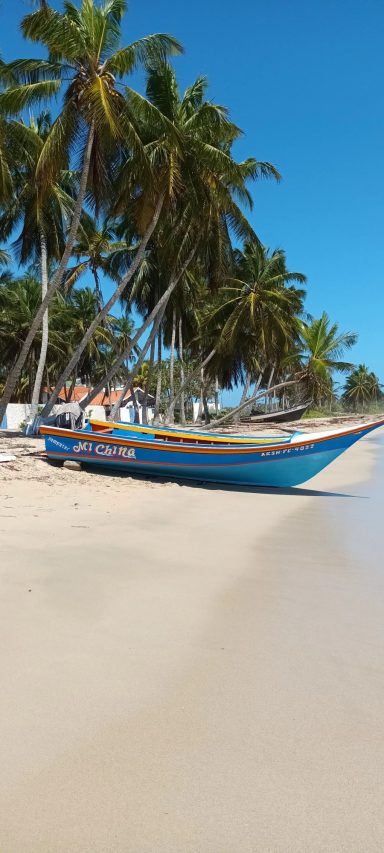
45 386 133 406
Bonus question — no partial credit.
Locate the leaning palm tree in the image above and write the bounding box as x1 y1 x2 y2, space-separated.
0 0 182 422
297 312 357 407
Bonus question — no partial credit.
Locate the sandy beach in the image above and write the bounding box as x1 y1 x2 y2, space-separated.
1 425 384 852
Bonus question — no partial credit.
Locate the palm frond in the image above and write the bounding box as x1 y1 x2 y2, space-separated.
105 34 183 76
0 80 60 116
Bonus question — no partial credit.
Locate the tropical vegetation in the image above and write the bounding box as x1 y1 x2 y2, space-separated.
0 0 381 427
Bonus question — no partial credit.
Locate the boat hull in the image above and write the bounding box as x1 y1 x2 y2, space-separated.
40 419 384 488
243 403 309 423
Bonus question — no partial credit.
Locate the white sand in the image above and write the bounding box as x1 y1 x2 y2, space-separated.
0 431 384 852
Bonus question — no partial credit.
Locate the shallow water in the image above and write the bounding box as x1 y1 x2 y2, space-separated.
334 433 384 569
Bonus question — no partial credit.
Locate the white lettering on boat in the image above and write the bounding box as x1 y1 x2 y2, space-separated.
260 443 314 458
95 443 136 459
73 440 93 453
49 437 70 451
72 439 136 459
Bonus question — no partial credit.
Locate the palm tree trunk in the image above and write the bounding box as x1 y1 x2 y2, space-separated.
205 380 298 430
167 308 177 423
30 229 49 419
239 371 251 407
178 318 186 425
153 327 163 424
266 365 275 412
202 377 211 424
80 244 197 414
165 348 216 423
142 337 155 424
65 374 76 404
129 383 140 424
214 375 220 417
196 366 204 423
39 190 166 419
0 122 95 425
109 314 164 421
92 266 103 313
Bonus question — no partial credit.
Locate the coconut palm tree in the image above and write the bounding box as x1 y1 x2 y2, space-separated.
0 273 66 401
342 364 382 411
57 287 114 385
163 269 201 423
194 242 306 411
65 213 132 310
82 63 279 420
0 112 76 415
297 312 357 406
0 0 182 421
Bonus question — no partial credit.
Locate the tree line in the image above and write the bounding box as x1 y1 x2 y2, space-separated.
0 1 382 426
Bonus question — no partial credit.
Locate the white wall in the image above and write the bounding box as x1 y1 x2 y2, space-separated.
84 405 106 422
1 403 32 431
118 405 154 425
192 401 220 423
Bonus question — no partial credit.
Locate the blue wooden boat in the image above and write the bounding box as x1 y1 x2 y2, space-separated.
40 417 384 488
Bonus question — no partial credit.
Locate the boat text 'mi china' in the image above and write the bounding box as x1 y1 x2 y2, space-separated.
73 440 136 459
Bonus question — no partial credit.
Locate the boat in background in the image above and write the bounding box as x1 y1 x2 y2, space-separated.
40 417 384 489
241 402 310 424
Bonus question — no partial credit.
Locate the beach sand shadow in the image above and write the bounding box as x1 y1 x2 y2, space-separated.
44 459 366 499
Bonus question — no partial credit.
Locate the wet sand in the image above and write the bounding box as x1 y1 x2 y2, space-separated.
1 432 384 852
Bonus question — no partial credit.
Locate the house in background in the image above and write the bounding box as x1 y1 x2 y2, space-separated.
42 384 155 423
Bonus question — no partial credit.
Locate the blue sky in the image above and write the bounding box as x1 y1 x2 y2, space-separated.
2 0 384 401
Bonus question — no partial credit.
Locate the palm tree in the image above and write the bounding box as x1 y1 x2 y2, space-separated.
0 0 182 421
65 213 131 310
0 112 75 415
0 273 65 401
343 364 382 411
85 63 279 420
196 242 306 408
297 312 357 406
58 287 114 385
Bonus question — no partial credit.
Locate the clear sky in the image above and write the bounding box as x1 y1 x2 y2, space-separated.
2 0 384 399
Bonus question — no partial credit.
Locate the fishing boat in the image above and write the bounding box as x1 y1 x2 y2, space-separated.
40 417 384 488
241 402 310 424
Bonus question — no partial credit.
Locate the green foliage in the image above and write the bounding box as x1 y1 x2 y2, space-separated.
302 408 329 419
296 312 357 407
0 1 377 421
342 364 383 411
0 273 133 400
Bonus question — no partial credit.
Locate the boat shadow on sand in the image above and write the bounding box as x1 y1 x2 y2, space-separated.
46 459 367 499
